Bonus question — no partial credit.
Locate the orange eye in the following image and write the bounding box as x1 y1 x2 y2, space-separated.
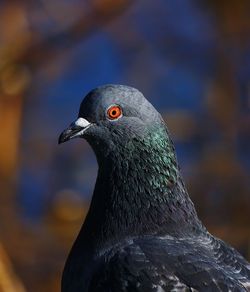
107 105 122 120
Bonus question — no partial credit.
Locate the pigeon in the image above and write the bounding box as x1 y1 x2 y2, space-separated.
58 84 250 291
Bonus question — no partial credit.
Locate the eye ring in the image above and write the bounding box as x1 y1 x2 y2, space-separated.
107 105 122 120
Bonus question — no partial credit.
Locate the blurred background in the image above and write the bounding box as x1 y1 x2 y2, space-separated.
0 0 249 291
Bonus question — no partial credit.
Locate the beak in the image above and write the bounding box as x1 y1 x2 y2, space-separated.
58 117 92 144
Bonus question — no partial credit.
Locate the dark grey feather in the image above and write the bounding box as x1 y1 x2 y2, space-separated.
59 85 250 292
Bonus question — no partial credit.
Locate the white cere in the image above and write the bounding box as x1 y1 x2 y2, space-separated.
75 117 91 128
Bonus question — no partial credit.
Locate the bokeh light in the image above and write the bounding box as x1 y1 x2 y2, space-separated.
0 1 249 291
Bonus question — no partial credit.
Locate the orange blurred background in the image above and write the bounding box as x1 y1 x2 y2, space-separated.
0 1 249 291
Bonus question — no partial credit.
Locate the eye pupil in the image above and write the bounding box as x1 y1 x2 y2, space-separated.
112 110 116 116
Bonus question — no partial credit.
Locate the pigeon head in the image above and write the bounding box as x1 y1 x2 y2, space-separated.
59 84 201 240
59 84 167 162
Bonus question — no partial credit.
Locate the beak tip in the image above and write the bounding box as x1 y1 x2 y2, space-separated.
58 131 68 145
58 137 63 145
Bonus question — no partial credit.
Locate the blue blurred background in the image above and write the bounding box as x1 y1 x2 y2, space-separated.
0 1 249 291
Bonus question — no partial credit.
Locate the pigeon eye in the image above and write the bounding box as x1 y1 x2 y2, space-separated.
107 105 122 120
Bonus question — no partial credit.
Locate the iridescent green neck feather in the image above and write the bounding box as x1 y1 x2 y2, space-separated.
83 124 203 248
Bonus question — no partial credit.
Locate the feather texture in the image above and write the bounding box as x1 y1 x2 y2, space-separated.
59 85 250 292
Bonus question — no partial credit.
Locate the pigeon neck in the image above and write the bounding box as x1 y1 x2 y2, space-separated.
83 126 203 247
